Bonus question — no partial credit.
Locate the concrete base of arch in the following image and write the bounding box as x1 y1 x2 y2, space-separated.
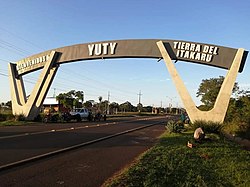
157 41 244 124
8 51 59 120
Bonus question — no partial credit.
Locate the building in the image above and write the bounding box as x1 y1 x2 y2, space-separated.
42 97 61 113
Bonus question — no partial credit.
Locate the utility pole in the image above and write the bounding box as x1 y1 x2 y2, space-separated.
138 90 142 104
53 88 56 97
107 91 110 115
160 100 163 113
138 90 142 112
82 92 84 108
166 96 176 114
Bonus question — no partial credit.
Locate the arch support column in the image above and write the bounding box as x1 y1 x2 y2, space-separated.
157 41 244 123
8 51 59 120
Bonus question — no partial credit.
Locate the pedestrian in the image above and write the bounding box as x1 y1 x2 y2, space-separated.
194 127 205 143
180 113 185 123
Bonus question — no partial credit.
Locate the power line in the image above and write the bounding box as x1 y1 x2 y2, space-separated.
0 32 141 104
60 68 137 96
0 27 45 51
0 58 12 63
0 35 137 99
0 72 8 77
0 39 31 56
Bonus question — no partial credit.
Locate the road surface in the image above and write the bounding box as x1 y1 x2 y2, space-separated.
0 116 167 186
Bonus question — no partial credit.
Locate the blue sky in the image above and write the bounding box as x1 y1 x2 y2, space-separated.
0 0 249 107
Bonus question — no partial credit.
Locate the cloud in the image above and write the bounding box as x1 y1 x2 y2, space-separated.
239 83 250 89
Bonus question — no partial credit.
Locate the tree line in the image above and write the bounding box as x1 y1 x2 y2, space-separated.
55 90 152 114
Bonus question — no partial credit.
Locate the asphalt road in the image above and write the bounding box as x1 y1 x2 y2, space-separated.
0 116 167 187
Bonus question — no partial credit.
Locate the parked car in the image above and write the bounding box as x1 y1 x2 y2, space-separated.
70 108 90 122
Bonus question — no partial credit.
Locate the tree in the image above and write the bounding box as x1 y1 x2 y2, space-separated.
83 100 93 109
98 96 102 111
75 91 84 107
5 101 12 109
109 102 119 114
98 96 102 103
137 103 143 112
143 105 153 113
56 92 74 110
120 101 135 112
224 93 250 139
196 76 239 110
227 95 250 123
101 100 109 113
56 90 84 110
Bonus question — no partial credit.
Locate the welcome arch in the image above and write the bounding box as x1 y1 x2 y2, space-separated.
8 39 248 122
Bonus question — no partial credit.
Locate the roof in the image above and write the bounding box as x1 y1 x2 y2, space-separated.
43 97 59 105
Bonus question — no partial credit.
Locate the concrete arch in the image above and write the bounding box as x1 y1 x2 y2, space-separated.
157 41 245 123
8 39 248 120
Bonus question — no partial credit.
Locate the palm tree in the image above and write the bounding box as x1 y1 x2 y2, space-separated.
75 91 84 107
98 96 102 111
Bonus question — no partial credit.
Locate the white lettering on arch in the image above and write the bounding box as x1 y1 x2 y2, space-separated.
88 42 117 56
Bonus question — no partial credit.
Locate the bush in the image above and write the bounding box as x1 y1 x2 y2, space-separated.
190 120 223 134
165 120 184 133
223 121 250 140
0 113 15 121
34 114 43 122
41 113 60 123
14 114 26 121
0 113 6 121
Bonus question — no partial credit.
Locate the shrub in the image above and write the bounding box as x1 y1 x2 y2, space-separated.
0 113 6 121
14 114 26 121
41 113 60 123
190 120 223 134
223 121 250 140
0 113 15 121
165 120 184 133
34 114 43 122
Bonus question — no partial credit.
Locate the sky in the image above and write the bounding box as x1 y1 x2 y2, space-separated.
0 0 249 108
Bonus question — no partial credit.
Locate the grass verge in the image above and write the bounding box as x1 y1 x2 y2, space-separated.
0 120 35 126
104 131 250 187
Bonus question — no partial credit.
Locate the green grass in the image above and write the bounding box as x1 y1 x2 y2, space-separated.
104 131 250 187
0 120 35 126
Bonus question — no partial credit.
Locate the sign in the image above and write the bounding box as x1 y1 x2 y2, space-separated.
88 42 117 56
16 54 50 75
173 41 218 62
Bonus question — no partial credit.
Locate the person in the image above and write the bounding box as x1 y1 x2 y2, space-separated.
194 127 205 142
87 111 93 121
185 115 190 124
180 113 185 123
